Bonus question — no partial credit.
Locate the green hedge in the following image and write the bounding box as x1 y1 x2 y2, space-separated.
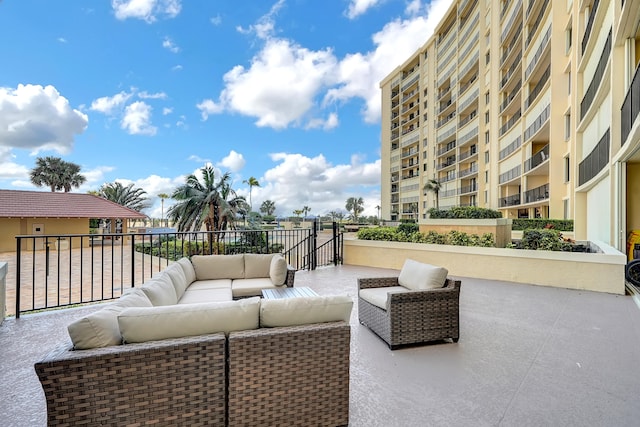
428 206 502 219
511 218 574 231
356 227 495 247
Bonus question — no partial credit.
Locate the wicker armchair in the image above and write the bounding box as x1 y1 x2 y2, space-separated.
358 277 461 349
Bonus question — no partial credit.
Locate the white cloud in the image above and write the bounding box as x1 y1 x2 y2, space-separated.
162 107 173 115
138 91 167 99
0 84 88 154
121 101 157 135
57 37 68 43
210 14 222 25
171 64 183 71
112 0 181 23
196 99 224 120
90 91 133 115
0 147 29 179
188 154 210 163
217 150 246 172
203 0 452 129
162 37 180 53
345 0 383 19
176 115 187 129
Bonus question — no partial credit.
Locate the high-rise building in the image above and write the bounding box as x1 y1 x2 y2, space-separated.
380 0 640 251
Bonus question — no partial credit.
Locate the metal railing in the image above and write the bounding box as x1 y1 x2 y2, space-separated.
621 63 640 146
523 183 549 203
578 128 610 186
13 224 344 317
581 0 601 55
499 193 521 207
580 29 611 121
524 144 550 172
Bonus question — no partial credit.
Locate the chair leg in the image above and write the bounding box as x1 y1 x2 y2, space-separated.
452 337 459 343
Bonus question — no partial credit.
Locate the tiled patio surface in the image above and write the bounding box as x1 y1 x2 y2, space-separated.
2 264 640 426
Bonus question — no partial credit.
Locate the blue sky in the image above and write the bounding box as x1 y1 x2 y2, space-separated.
0 0 452 218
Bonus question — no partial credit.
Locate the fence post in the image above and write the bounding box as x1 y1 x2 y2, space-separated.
332 222 338 266
130 234 136 288
15 237 21 319
311 221 318 270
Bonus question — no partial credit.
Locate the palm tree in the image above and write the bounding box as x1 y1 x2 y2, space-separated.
260 200 276 216
302 205 311 218
424 179 442 210
158 193 170 227
30 156 86 192
375 205 381 220
345 197 364 222
168 165 243 234
99 182 148 211
242 176 260 212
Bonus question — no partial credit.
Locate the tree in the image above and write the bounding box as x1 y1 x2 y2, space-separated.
158 193 170 227
30 156 86 192
99 182 148 211
260 200 276 216
293 209 303 218
375 205 381 219
302 205 311 218
242 176 260 211
345 197 364 222
168 165 244 233
424 179 442 210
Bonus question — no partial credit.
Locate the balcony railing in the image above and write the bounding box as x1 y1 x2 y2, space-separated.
580 29 611 121
500 81 522 113
501 52 522 89
458 110 478 129
458 183 478 194
499 109 522 136
438 141 457 156
499 193 521 207
525 0 549 48
459 146 478 161
499 136 522 160
437 157 457 170
459 165 478 178
499 165 521 184
621 63 640 146
524 104 550 141
524 25 551 80
582 0 601 55
524 144 549 172
578 128 610 186
501 23 523 65
525 65 550 109
523 183 549 203
437 111 457 128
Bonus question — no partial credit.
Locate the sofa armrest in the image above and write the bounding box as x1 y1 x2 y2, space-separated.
285 265 296 287
387 278 461 310
35 333 227 426
358 276 400 290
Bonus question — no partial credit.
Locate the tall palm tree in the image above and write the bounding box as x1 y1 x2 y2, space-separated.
345 197 364 222
260 200 276 216
302 205 311 218
375 205 381 219
30 156 86 192
242 176 260 212
99 182 149 211
158 193 170 227
424 179 442 210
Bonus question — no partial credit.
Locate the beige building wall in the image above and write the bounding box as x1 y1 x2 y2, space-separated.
380 0 640 253
0 218 90 252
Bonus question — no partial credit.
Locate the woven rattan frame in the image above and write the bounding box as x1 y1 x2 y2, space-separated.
358 277 461 349
35 333 227 427
227 322 351 427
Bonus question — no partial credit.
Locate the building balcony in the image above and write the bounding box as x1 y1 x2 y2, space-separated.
524 144 549 173
437 141 457 156
523 183 549 204
578 128 610 187
459 146 478 162
580 29 611 122
499 109 522 137
621 62 640 146
499 193 521 207
581 0 601 55
499 165 521 184
437 157 456 171
524 65 550 110
525 0 549 48
458 183 478 195
459 165 478 178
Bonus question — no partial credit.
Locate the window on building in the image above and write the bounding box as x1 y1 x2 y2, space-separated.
568 71 571 95
565 27 572 54
485 170 489 183
484 151 490 163
485 131 490 144
564 113 571 141
485 112 490 123
563 199 569 220
564 156 570 182
485 91 490 105
485 52 490 64
484 190 488 203
423 163 428 172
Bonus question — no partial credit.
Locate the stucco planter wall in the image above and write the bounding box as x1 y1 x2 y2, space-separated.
419 218 512 247
343 238 626 295
0 262 6 324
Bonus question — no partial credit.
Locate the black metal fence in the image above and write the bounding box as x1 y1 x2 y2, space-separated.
13 222 343 317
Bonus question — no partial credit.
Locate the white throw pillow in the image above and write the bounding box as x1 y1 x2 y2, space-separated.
176 257 196 284
244 254 275 278
118 297 260 343
67 291 152 350
269 255 288 286
398 259 448 291
140 274 178 306
260 295 353 327
191 254 245 280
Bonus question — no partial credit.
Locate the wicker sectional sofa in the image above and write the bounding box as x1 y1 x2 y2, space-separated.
34 254 353 427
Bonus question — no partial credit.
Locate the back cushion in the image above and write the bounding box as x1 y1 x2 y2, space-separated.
163 263 189 298
398 259 448 291
67 291 152 349
118 297 261 343
176 257 197 284
269 255 288 286
140 274 178 306
244 254 275 278
191 254 245 280
260 295 353 327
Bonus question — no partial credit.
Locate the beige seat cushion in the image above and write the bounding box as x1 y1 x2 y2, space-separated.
67 290 152 349
176 257 196 284
178 287 233 304
191 254 245 280
260 295 353 327
187 279 232 291
398 259 448 291
244 254 275 278
118 297 261 343
140 274 178 306
232 278 279 298
359 286 413 310
163 263 189 299
269 255 288 285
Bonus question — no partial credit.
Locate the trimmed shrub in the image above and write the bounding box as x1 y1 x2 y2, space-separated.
397 222 419 235
428 206 502 219
356 226 494 247
512 218 574 231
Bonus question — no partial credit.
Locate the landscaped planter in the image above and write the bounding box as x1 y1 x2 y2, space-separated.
343 238 627 295
419 218 512 248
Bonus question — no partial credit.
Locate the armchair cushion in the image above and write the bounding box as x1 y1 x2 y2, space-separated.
260 295 353 327
140 274 178 306
358 286 412 310
176 257 196 284
191 254 245 280
398 259 448 291
244 254 275 278
163 262 189 298
269 255 288 285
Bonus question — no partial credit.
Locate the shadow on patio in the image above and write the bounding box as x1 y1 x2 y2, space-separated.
1 265 640 426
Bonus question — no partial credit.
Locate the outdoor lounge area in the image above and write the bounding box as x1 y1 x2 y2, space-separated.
2 264 640 426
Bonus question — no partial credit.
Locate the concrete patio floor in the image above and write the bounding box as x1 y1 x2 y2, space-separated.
2 264 640 426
